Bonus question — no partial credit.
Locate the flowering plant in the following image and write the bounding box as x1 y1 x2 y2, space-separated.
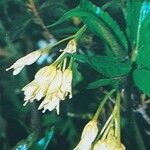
1 0 150 150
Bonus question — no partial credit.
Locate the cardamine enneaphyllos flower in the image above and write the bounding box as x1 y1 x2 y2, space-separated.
74 120 98 150
6 50 42 75
22 65 57 105
93 138 125 150
38 68 73 114
7 39 76 114
61 39 76 53
93 128 125 150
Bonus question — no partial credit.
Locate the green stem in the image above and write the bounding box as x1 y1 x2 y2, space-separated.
62 58 67 71
92 89 116 121
68 57 74 69
99 111 114 140
101 116 114 140
131 21 141 62
52 51 66 66
42 35 75 53
75 25 87 40
41 25 86 54
116 92 121 146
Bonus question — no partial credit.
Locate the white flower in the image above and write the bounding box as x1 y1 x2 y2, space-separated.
61 69 73 99
61 39 77 53
74 120 98 150
6 50 41 75
22 65 57 105
47 70 63 94
93 138 126 150
93 140 108 150
38 93 60 114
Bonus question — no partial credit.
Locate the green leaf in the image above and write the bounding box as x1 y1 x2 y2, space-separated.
87 78 113 89
126 1 142 46
48 1 128 60
68 54 88 63
79 0 128 61
133 68 150 96
136 1 150 68
88 55 131 77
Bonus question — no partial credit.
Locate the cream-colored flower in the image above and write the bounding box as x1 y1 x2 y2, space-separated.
6 50 42 75
22 65 57 105
93 138 125 150
74 120 98 150
61 69 73 99
93 140 108 150
62 39 76 53
38 93 60 114
47 70 63 94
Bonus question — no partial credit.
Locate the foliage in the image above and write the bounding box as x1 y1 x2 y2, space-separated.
0 0 150 150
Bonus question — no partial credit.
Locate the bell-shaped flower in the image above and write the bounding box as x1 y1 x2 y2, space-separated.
38 93 60 114
61 69 73 99
6 50 42 75
74 120 98 150
61 39 76 54
22 65 57 105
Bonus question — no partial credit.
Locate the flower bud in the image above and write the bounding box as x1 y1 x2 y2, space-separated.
61 69 73 99
74 120 98 150
6 50 41 75
38 93 60 114
63 39 76 53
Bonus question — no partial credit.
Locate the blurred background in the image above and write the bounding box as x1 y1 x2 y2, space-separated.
0 0 150 149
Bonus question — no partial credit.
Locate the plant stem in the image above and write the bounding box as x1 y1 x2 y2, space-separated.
99 110 115 139
92 89 116 121
116 91 121 146
75 25 87 40
41 25 86 54
124 75 146 150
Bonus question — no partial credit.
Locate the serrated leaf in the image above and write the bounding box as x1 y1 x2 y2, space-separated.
47 1 128 60
126 1 142 46
68 54 88 63
136 1 150 68
87 78 113 89
80 0 128 61
133 69 150 96
88 55 131 77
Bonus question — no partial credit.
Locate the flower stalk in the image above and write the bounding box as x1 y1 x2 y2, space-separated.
92 89 116 121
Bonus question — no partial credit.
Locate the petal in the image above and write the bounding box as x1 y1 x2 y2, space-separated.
13 66 24 75
47 70 62 94
25 51 41 65
35 65 56 84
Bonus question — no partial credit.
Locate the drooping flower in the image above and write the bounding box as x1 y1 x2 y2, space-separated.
38 92 60 114
93 138 125 150
22 65 57 105
93 128 125 150
37 69 73 114
61 39 77 53
6 50 42 75
61 68 73 99
74 120 98 150
7 39 77 114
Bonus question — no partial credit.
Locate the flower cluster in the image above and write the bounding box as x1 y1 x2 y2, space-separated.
6 39 76 114
74 120 125 150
